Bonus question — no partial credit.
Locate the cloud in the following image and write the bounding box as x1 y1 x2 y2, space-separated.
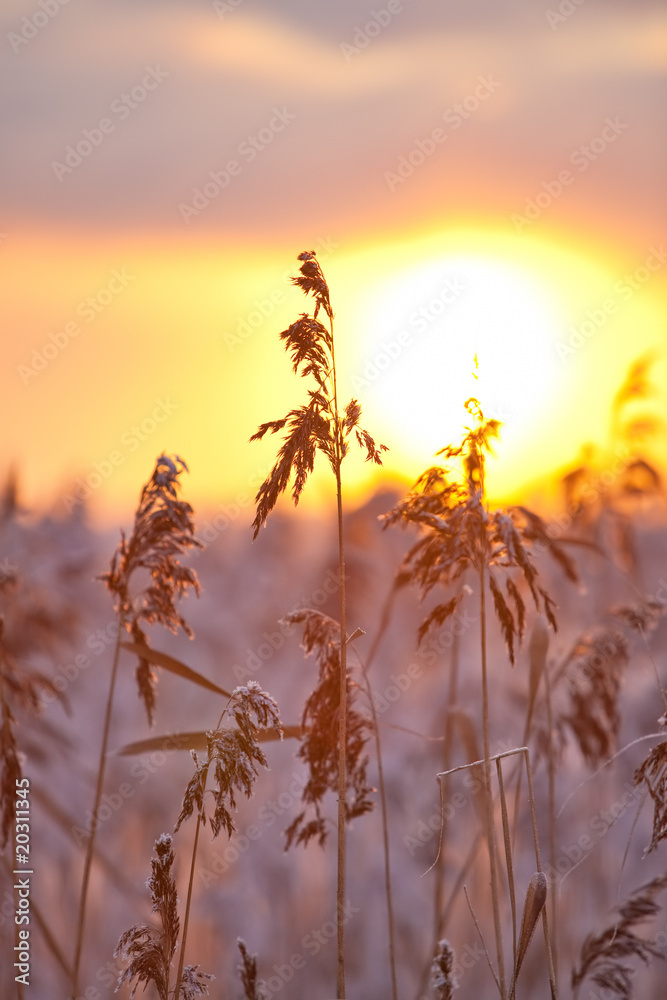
1 1 663 239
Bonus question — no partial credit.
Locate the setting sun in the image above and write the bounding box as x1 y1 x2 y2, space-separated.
329 229 666 506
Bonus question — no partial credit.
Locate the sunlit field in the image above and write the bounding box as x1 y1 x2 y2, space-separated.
2 1 666 999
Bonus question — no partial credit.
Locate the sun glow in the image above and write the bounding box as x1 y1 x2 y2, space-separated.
333 229 666 505
2 227 664 524
356 253 559 439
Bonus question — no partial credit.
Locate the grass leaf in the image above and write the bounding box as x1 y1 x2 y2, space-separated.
510 871 547 998
114 725 301 757
121 642 232 698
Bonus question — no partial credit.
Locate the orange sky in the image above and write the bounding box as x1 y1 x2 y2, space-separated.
2 2 666 526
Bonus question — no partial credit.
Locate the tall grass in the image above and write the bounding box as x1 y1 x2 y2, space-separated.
2 261 667 1000
250 250 385 997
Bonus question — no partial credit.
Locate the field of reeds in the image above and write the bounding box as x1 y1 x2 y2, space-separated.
2 253 667 1000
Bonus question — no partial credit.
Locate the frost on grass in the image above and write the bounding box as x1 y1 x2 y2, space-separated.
280 608 374 848
431 940 458 999
100 454 202 724
114 834 213 999
175 681 282 838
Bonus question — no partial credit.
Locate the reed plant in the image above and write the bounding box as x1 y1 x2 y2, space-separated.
250 250 386 998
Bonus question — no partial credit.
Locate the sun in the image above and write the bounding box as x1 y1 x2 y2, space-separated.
337 246 564 500
329 228 666 507
357 254 558 431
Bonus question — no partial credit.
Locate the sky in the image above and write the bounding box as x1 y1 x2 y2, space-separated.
2 0 666 525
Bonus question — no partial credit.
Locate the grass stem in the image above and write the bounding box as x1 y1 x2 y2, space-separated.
479 560 507 1000
72 627 123 996
173 814 202 1000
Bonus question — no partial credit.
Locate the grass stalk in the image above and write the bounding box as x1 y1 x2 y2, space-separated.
496 757 517 978
173 813 202 1000
464 883 501 994
325 299 349 998
413 631 461 1000
522 747 558 999
435 629 460 935
479 559 507 999
250 253 385 996
72 626 123 996
334 458 348 999
544 658 558 987
358 659 398 1000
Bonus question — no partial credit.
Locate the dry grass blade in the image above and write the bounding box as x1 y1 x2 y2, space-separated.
510 872 547 999
496 758 517 978
237 939 266 1000
463 884 501 994
450 707 486 831
633 739 667 855
571 873 667 999
121 641 232 698
525 616 548 741
115 725 301 757
512 616 549 859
